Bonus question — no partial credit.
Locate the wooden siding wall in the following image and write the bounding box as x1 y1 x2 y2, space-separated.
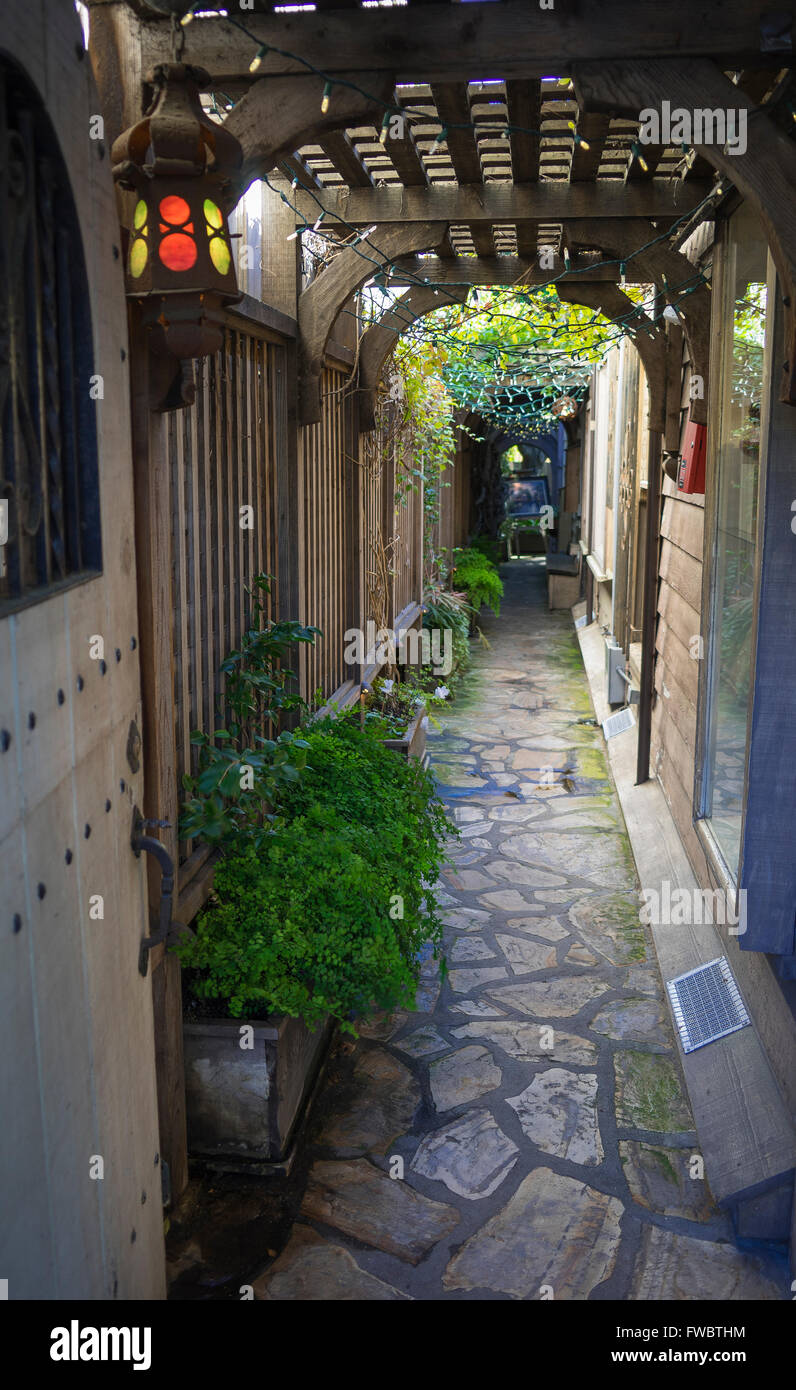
168 323 284 868
650 334 705 871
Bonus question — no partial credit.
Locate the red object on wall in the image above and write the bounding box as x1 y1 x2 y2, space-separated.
678 420 707 493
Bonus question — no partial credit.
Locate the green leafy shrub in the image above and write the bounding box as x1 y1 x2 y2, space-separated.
468 533 503 567
450 546 504 616
178 811 419 1027
177 717 456 1030
179 575 319 852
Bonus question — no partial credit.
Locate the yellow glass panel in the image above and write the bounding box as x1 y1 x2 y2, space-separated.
203 198 224 230
133 199 147 230
209 234 231 275
129 235 148 279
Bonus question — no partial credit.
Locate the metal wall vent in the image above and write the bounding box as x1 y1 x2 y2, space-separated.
574 614 588 630
602 707 635 739
666 956 751 1054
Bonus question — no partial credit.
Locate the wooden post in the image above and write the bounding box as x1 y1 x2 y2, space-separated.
636 425 663 786
128 316 188 1201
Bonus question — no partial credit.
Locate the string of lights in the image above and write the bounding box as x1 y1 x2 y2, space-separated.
179 6 718 429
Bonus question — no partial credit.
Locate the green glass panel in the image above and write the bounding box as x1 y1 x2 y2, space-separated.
203 198 224 230
209 234 231 275
129 234 148 279
133 199 147 230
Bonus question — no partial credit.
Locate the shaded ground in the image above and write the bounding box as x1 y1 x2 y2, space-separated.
167 558 789 1301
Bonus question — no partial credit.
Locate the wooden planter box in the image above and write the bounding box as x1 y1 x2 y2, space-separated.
183 1012 332 1167
381 703 427 762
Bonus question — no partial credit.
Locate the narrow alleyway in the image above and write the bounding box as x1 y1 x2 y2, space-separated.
171 559 790 1301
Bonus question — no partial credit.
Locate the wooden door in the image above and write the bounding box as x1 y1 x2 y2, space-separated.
0 3 164 1299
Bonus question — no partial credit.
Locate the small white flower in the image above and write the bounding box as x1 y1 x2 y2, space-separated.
434 685 450 700
381 679 395 693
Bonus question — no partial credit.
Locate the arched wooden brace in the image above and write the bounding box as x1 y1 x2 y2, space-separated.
389 254 615 288
573 59 796 404
222 71 395 202
358 283 469 431
563 219 711 425
556 282 668 431
298 221 445 424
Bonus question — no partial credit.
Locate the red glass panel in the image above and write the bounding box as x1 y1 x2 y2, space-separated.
159 194 191 227
159 232 197 271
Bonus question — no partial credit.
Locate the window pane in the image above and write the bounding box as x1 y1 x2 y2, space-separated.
703 204 767 877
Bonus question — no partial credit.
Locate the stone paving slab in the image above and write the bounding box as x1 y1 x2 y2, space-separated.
251 559 790 1302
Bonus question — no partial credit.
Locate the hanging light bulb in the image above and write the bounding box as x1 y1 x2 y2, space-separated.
249 46 268 73
620 261 627 287
379 111 391 145
321 82 333 114
631 141 649 173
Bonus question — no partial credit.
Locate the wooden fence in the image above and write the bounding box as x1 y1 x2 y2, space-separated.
165 328 467 879
300 365 360 700
168 320 284 865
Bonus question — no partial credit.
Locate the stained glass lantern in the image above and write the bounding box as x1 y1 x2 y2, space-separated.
551 395 578 420
111 63 242 360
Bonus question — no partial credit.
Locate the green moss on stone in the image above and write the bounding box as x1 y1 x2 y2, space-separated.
615 1051 693 1134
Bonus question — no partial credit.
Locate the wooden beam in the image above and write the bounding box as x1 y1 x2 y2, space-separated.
223 71 394 197
382 119 429 186
319 130 376 188
140 4 793 84
573 58 796 404
389 254 622 286
515 222 539 258
358 283 469 430
570 113 611 182
506 80 541 183
279 154 323 192
469 224 495 257
290 182 713 226
431 84 483 184
298 221 445 422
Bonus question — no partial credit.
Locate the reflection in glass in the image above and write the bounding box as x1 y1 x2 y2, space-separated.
704 205 767 877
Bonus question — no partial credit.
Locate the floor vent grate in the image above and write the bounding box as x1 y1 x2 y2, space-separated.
666 956 751 1054
602 707 635 739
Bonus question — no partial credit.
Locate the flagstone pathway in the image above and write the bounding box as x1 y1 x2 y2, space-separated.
172 558 790 1301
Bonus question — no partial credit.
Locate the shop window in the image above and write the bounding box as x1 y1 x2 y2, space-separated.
699 203 768 879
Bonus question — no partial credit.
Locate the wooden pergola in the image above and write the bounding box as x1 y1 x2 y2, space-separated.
92 1 796 422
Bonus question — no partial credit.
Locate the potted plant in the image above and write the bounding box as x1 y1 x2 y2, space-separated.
174 592 455 1166
359 673 452 763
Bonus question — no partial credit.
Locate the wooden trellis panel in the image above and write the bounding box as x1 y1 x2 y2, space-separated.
301 366 360 700
168 323 283 868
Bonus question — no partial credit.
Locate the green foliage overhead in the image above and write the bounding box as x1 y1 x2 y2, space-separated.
395 284 627 435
